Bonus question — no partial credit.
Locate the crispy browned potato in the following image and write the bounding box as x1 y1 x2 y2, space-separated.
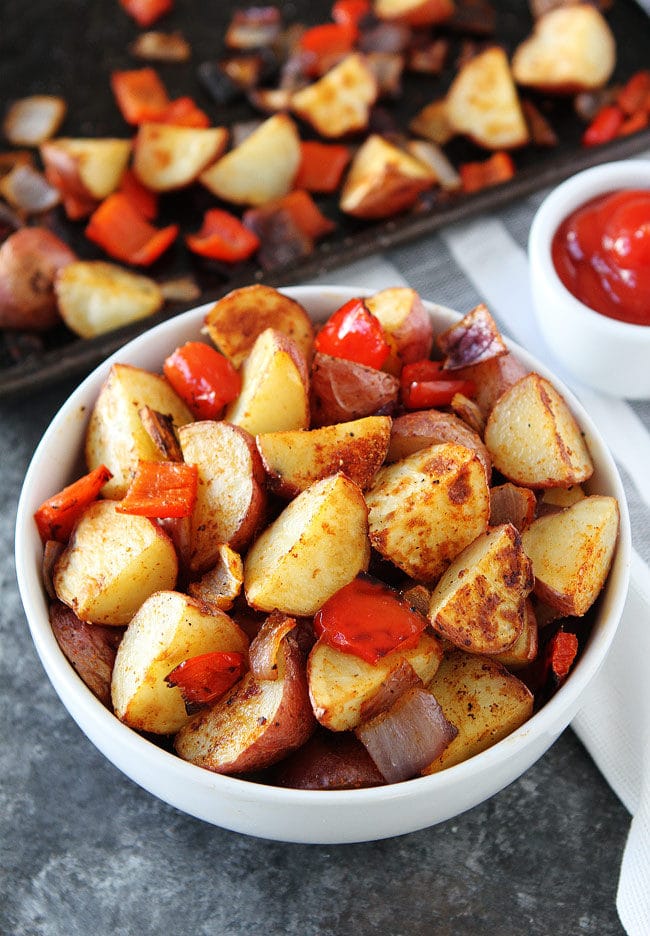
203 284 314 368
85 363 194 500
374 0 455 26
271 729 385 789
512 4 616 93
54 501 178 626
365 287 434 373
521 494 619 616
174 633 316 774
339 134 435 219
310 352 399 426
199 113 301 206
178 420 267 572
491 599 538 669
366 442 490 582
308 632 443 731
451 352 529 418
111 590 249 734
291 54 378 138
427 523 534 654
256 415 392 496
134 123 228 191
0 227 76 331
387 409 491 482
484 373 594 488
244 473 370 616
422 650 534 772
40 137 132 200
445 47 529 149
49 600 122 707
225 328 310 435
55 261 163 338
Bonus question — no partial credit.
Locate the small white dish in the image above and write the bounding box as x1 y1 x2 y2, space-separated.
15 286 631 844
528 159 650 399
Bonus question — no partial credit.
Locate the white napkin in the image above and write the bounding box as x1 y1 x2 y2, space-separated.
312 216 650 935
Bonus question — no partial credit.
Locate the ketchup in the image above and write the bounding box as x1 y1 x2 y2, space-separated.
551 189 650 326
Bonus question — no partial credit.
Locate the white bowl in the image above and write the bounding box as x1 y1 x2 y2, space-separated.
528 159 650 399
15 285 631 844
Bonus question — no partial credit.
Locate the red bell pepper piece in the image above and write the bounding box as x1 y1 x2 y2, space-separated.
118 168 158 220
400 359 476 409
332 0 371 28
616 70 650 116
85 193 179 266
582 105 625 147
116 461 198 518
618 110 649 137
154 96 211 128
165 650 246 708
298 22 357 76
34 464 113 543
546 631 579 682
110 68 171 125
459 151 515 194
186 208 260 263
293 141 351 193
163 341 241 420
119 0 173 28
314 297 390 369
314 576 427 665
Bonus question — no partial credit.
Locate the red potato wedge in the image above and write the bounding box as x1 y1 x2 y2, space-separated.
85 363 194 500
256 415 392 497
484 373 594 488
374 0 455 26
437 303 508 370
111 590 249 735
445 47 529 149
489 482 537 532
451 351 529 418
521 494 619 616
40 137 132 201
291 53 379 139
53 500 178 626
188 543 244 611
409 98 455 145
512 4 616 93
0 227 77 331
387 409 491 483
310 352 399 426
271 728 384 789
133 123 228 191
49 600 122 707
202 284 314 368
308 632 443 731
422 650 534 772
427 523 534 655
225 328 310 435
244 473 370 616
339 134 436 219
199 113 301 206
178 420 267 572
365 287 434 373
365 442 490 583
55 260 163 338
491 598 538 669
174 633 316 774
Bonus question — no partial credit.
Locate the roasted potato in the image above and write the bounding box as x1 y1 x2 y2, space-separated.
111 590 249 734
310 352 399 426
256 415 392 497
521 494 619 616
291 53 378 139
53 500 178 625
365 287 434 373
85 363 194 499
427 523 534 655
271 728 384 789
175 633 315 774
244 473 370 616
0 227 77 331
484 373 594 488
423 651 534 772
203 284 314 368
374 0 455 26
49 600 122 707
178 419 267 572
387 409 491 482
451 351 529 418
40 137 132 202
365 442 490 582
133 123 228 191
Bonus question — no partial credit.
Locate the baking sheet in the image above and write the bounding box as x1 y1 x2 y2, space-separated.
1 0 649 397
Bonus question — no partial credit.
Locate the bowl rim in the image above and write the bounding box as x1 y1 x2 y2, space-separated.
14 285 632 825
528 158 650 339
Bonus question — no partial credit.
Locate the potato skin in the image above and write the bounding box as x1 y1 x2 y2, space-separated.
49 600 122 707
271 729 384 789
0 227 77 330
